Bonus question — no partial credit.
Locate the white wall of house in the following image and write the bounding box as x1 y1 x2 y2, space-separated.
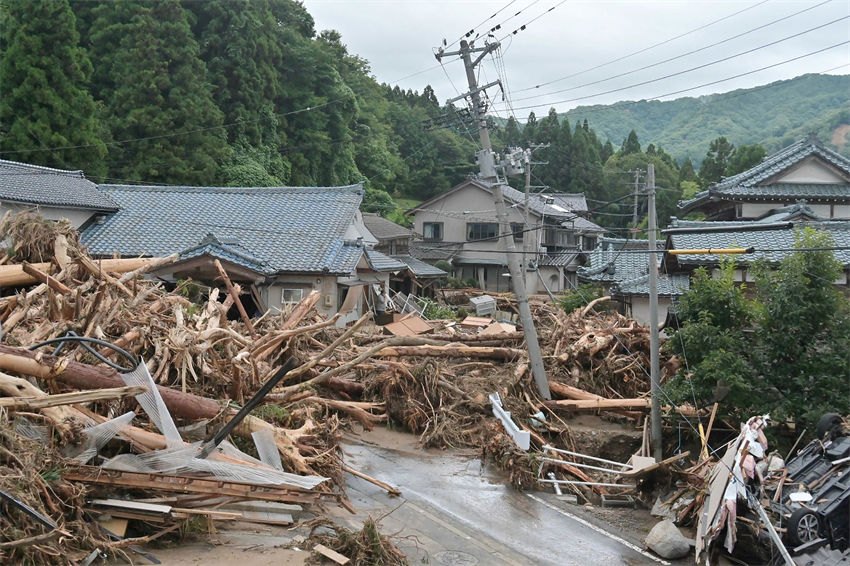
0 202 96 229
776 160 847 184
261 274 339 317
627 295 674 326
413 184 542 260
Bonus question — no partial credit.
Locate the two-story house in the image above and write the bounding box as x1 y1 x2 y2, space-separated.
408 178 603 294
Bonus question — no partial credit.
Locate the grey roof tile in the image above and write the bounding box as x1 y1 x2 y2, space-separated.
540 251 579 267
613 273 690 296
679 138 850 212
391 254 447 277
578 237 663 283
0 159 118 211
81 183 364 275
364 247 408 272
668 221 850 266
362 213 412 241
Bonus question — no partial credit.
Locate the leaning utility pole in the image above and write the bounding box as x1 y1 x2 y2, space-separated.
646 164 663 461
438 40 551 399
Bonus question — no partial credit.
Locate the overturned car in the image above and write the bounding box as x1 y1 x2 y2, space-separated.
696 414 850 565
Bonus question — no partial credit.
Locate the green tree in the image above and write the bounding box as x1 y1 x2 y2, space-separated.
88 0 226 184
620 130 641 155
504 116 522 147
727 143 766 177
666 263 756 413
678 157 697 184
698 136 735 187
752 229 850 424
0 0 106 175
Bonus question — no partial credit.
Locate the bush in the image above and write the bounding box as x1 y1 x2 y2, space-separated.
558 284 604 313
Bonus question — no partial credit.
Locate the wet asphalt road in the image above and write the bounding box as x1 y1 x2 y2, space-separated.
340 436 671 566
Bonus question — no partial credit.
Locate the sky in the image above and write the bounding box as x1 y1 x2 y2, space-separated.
301 0 850 119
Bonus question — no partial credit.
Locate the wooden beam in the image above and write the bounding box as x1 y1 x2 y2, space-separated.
213 259 257 337
0 385 145 409
64 467 326 504
21 262 72 295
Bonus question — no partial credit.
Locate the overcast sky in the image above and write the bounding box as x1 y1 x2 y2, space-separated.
302 0 850 118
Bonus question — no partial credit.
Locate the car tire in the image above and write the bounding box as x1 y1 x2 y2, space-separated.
787 508 821 547
816 413 843 440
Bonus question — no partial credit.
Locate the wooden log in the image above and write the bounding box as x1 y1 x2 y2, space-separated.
21 262 71 294
0 385 146 409
117 253 178 284
342 464 400 497
77 255 134 297
545 396 701 417
0 371 90 433
213 259 257 337
0 257 157 288
0 345 222 421
375 344 523 360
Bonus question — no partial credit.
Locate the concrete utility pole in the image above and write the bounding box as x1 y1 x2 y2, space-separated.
631 169 642 228
438 40 551 399
646 164 663 461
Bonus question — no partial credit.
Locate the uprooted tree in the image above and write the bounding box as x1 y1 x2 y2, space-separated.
666 228 850 426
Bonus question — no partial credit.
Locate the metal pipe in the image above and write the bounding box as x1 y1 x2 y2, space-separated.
539 456 629 475
543 445 632 468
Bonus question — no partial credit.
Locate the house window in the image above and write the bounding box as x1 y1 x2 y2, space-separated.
583 236 597 250
467 222 499 241
423 222 443 241
510 223 524 242
281 288 303 304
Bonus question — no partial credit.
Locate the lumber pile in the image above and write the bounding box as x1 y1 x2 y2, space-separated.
0 212 700 562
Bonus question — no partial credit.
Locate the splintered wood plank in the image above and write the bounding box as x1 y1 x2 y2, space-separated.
314 543 350 564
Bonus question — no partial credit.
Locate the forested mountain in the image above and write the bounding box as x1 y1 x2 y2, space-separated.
561 74 850 162
1 0 848 232
0 0 477 219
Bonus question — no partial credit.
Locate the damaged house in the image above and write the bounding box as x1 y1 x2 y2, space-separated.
75 183 403 323
408 178 603 294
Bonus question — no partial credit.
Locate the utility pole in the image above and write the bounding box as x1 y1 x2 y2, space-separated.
646 164 662 461
631 169 642 229
438 40 551 399
522 144 549 277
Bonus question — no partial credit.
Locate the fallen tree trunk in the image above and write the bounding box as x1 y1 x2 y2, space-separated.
545 396 700 417
374 344 523 361
0 257 161 288
0 345 222 420
0 385 145 409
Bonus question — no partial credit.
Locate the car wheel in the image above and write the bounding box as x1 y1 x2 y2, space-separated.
816 413 843 440
787 508 821 547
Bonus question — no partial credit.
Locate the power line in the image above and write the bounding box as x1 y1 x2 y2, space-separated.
497 0 568 41
502 40 850 113
512 0 838 102
513 0 774 93
510 16 850 105
445 0 522 48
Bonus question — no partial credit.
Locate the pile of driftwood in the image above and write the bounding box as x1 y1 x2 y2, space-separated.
0 213 699 563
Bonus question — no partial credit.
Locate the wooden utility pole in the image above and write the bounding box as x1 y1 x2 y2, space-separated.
437 40 551 399
646 164 662 460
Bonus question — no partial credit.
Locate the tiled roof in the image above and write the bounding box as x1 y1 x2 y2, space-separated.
362 213 412 241
711 138 850 192
717 183 850 200
0 159 118 211
612 273 690 297
667 221 850 266
409 240 461 261
578 237 664 283
391 255 448 278
178 234 268 273
755 203 823 223
550 193 588 212
540 251 580 267
81 184 365 275
364 247 408 272
679 137 850 213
